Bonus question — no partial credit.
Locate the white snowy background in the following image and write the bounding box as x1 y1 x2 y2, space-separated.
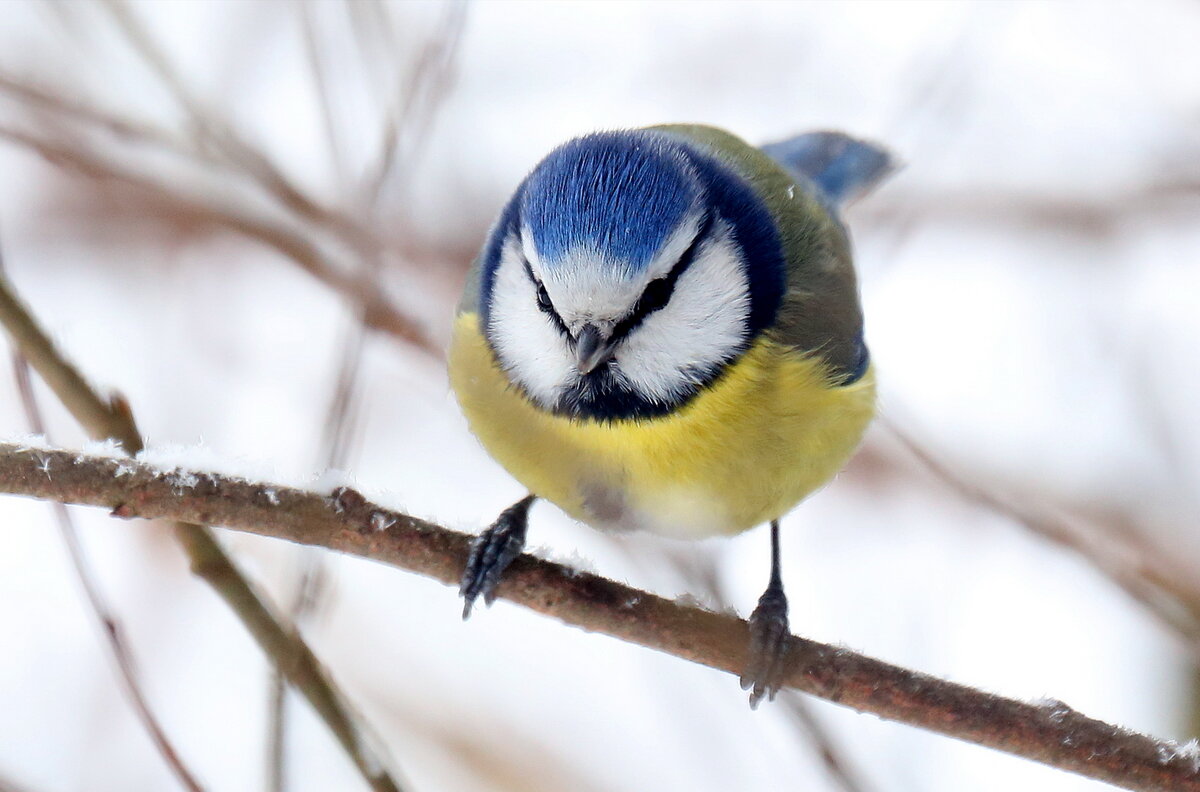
0 2 1198 791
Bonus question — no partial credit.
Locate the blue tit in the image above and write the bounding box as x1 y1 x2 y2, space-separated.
450 124 893 706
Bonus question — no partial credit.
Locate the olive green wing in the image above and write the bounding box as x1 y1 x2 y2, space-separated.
458 252 484 316
652 124 890 382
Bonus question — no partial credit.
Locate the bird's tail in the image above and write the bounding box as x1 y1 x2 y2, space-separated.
761 131 895 207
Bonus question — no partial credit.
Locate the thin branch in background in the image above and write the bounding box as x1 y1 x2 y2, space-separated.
0 257 409 792
0 120 437 353
1122 327 1198 514
344 0 401 99
0 71 191 157
94 0 211 136
40 130 421 350
266 554 332 792
319 318 370 474
95 0 320 226
0 53 349 254
706 563 872 792
95 0 379 258
268 315 367 792
270 3 467 780
265 671 287 792
0 67 309 228
0 122 335 306
362 0 467 209
91 0 348 231
780 694 874 792
880 415 1200 661
866 3 1009 262
10 357 206 792
1 445 1198 792
20 1 439 354
298 1 348 190
0 250 139 451
398 710 611 792
269 2 389 778
621 540 873 792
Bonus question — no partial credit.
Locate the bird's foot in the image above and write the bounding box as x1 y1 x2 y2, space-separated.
459 495 535 619
739 584 791 709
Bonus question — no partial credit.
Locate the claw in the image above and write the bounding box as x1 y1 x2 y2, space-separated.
734 588 792 705
459 495 535 619
740 519 791 708
740 585 791 708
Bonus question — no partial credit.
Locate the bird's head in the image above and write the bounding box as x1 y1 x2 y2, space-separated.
478 130 783 420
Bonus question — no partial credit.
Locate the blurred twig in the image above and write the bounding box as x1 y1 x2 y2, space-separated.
0 71 189 155
404 711 611 792
298 1 348 190
632 542 872 792
268 315 367 792
362 0 467 208
266 3 371 780
269 0 468 776
882 416 1200 661
0 12 440 355
780 694 873 792
96 0 337 227
0 446 1197 792
93 0 431 335
859 183 1200 239
0 261 408 792
266 552 331 792
0 121 432 350
11 357 205 792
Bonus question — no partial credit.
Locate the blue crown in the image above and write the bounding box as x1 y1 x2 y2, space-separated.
519 131 701 275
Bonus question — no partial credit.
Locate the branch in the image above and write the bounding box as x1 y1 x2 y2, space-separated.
0 265 407 792
12 357 204 792
0 273 141 450
0 444 1196 792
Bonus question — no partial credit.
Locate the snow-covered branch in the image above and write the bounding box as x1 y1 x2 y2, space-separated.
0 262 407 792
0 440 1195 792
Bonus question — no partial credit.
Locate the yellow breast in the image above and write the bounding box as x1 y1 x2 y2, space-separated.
449 313 875 539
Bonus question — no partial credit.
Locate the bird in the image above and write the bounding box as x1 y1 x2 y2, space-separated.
449 124 893 707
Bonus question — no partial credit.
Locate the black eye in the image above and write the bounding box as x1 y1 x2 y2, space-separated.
639 277 673 314
535 282 554 314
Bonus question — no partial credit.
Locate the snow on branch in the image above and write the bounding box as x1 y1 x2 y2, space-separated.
0 440 1196 792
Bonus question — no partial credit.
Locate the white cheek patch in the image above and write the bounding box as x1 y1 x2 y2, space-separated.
614 225 751 404
487 236 576 408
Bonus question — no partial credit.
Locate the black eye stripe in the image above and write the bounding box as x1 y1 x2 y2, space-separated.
611 212 715 343
523 257 570 336
535 281 553 310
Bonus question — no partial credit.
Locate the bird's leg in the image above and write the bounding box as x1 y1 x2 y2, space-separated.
459 494 536 619
739 519 791 708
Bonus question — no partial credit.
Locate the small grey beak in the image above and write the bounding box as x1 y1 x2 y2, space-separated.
575 323 614 375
